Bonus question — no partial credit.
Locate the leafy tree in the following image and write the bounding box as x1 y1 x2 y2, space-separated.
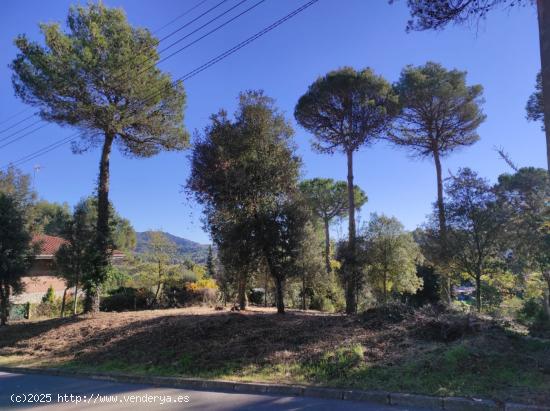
495 167 550 314
11 3 188 312
295 67 398 314
398 0 550 172
31 200 71 236
0 166 36 215
258 196 312 314
142 231 178 306
362 214 423 303
294 220 326 310
0 193 33 325
445 168 504 312
299 178 367 273
55 200 95 316
188 91 300 310
389 62 485 302
205 245 215 278
77 196 136 251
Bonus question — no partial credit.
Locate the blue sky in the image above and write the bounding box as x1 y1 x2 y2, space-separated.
0 0 544 244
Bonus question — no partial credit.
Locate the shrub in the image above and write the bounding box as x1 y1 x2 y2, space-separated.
518 298 550 337
310 295 335 312
42 286 56 304
248 288 264 305
100 287 154 312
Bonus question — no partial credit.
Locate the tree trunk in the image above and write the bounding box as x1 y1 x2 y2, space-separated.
475 273 482 313
60 287 68 318
324 218 332 273
345 149 357 314
264 269 268 307
302 271 306 311
544 272 550 317
433 148 451 304
537 0 550 173
73 282 79 316
238 272 247 310
153 260 162 307
275 277 285 314
0 285 10 326
383 271 388 304
86 132 115 313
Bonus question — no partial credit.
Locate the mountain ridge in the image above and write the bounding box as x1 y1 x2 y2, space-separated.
135 231 210 264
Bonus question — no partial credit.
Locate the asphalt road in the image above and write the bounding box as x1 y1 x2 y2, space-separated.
0 371 434 411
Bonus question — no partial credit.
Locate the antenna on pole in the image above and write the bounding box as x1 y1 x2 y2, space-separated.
33 164 43 190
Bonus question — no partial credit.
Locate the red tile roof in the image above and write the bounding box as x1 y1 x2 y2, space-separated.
32 234 67 256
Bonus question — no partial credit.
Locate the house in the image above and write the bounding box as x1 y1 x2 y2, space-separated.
11 235 68 304
11 234 125 304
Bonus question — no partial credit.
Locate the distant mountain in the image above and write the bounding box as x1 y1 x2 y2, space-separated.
135 231 210 264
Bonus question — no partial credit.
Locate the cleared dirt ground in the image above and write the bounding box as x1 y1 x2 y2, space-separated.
0 305 549 405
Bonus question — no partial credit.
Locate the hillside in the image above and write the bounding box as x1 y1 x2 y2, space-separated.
0 306 549 406
135 231 210 264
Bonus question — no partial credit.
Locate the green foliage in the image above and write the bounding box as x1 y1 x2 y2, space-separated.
299 178 367 273
188 90 301 311
400 0 527 31
526 72 544 129
41 286 56 305
0 166 36 219
11 3 188 153
313 344 364 381
299 178 367 221
30 200 71 236
205 245 215 278
390 62 485 157
295 67 398 155
445 168 505 312
0 193 33 325
11 2 188 311
361 213 423 303
295 67 398 314
55 199 95 293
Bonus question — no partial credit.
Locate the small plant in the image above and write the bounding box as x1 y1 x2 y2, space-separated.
41 286 56 305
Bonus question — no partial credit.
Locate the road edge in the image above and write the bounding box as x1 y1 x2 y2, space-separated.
0 366 548 411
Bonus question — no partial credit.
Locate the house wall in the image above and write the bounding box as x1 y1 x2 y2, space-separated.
10 259 68 304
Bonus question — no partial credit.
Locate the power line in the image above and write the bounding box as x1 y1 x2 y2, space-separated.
129 0 319 112
132 0 256 80
157 0 230 43
152 0 210 34
3 0 320 170
3 132 80 169
0 108 32 127
0 113 37 135
0 123 49 149
138 0 265 79
0 119 44 143
0 1 236 148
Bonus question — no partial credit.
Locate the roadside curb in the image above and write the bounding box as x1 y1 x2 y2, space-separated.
1 366 548 411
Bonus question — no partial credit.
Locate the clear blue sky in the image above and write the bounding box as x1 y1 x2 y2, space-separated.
0 0 545 244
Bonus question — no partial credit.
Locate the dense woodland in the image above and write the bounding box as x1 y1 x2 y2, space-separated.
0 1 548 345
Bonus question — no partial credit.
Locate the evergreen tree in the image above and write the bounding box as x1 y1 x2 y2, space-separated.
11 3 188 312
299 178 366 273
389 62 485 302
0 194 33 325
295 67 398 314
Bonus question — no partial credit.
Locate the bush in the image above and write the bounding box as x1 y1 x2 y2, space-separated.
100 287 154 312
518 299 550 337
248 288 264 305
310 295 335 312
